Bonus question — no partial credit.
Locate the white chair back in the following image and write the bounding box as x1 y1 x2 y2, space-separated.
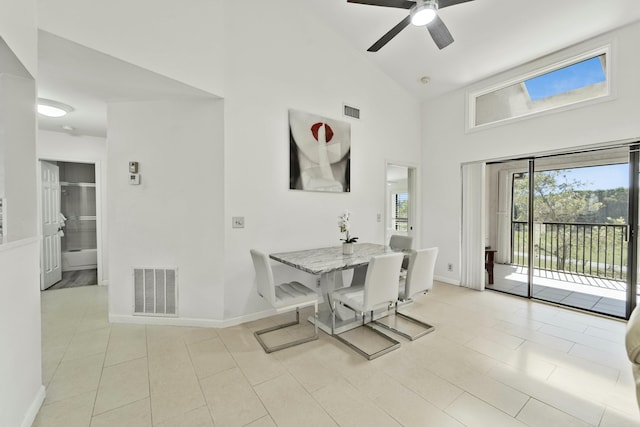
250 249 276 306
405 247 439 298
363 252 404 311
389 235 413 250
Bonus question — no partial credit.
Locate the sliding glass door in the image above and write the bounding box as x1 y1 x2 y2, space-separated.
487 145 638 319
532 149 630 317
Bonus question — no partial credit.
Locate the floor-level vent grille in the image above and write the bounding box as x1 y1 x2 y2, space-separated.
133 268 178 317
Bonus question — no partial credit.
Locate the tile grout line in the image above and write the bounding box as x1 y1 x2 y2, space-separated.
184 329 217 426
280 352 343 426
88 323 113 425
221 325 278 426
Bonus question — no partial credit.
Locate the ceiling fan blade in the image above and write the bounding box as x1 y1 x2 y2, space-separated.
426 15 454 49
347 0 414 9
368 15 412 52
438 0 474 8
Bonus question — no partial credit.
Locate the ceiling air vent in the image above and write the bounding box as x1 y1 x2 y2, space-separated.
343 104 360 119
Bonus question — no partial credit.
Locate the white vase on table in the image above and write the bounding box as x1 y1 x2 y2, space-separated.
342 242 354 255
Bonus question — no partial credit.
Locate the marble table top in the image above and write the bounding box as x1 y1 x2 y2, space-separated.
270 243 401 275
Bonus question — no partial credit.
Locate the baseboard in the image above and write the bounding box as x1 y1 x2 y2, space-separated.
434 275 460 286
109 308 275 329
20 385 45 427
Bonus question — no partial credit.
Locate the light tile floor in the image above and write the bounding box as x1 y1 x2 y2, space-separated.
35 282 640 426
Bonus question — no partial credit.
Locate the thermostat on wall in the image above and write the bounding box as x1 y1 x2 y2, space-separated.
129 173 141 185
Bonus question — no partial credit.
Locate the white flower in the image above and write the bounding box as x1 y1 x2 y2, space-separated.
337 210 358 243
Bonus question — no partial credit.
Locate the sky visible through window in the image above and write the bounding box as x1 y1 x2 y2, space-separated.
563 163 628 190
524 56 606 101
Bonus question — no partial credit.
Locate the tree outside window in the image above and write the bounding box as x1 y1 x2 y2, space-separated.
393 193 408 231
511 167 628 279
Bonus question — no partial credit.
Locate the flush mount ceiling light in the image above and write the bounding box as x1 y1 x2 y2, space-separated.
37 98 74 118
410 0 438 26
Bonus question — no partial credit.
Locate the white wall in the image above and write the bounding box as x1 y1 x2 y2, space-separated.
0 0 36 77
37 0 422 323
36 0 224 97
0 239 43 427
1 74 37 241
107 98 225 322
422 22 640 284
0 2 42 425
222 0 421 319
37 130 108 284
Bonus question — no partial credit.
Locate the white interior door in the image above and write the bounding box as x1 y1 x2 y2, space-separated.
41 161 62 289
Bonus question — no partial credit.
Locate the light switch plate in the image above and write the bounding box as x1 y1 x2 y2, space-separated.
232 217 245 228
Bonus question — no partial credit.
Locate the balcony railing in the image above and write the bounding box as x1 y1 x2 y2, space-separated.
512 221 628 281
393 217 408 232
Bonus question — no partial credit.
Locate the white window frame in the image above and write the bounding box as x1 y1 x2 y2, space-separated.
467 45 612 131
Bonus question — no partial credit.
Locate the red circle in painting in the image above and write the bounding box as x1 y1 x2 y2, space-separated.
310 122 334 143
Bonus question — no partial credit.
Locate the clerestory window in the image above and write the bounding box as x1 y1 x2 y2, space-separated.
469 47 610 129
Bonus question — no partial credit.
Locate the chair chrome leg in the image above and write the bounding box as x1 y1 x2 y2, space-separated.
334 325 401 360
314 302 318 338
331 301 337 335
254 305 319 353
331 302 400 360
373 301 435 341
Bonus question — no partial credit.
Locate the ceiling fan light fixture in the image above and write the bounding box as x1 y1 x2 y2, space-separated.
410 0 438 26
37 98 74 118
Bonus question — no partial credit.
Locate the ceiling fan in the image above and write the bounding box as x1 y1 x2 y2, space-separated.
347 0 475 51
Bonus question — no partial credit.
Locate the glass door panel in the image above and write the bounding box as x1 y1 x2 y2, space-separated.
630 145 639 318
532 149 630 317
486 159 531 297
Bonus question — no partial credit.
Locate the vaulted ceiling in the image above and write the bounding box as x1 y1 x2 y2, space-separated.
304 0 640 101
36 1 640 137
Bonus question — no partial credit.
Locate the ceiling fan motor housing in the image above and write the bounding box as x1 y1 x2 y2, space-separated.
410 0 439 26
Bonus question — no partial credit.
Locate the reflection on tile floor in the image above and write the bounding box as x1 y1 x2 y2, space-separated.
488 264 629 317
35 283 640 426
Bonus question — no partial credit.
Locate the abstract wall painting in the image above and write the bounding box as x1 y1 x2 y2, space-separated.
289 109 351 192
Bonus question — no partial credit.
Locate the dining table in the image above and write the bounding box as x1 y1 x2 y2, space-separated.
270 242 407 334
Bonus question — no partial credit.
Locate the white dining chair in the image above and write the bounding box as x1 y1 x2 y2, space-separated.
331 252 404 360
250 249 319 353
389 234 412 270
374 247 438 340
349 235 413 288
389 234 413 251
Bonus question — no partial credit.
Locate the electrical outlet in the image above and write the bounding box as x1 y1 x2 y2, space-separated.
447 263 453 272
232 217 244 228
376 213 381 223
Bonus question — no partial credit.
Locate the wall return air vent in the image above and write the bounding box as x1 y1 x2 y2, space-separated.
133 267 178 317
343 104 360 119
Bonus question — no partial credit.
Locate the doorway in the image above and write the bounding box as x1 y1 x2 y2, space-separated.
385 162 419 246
485 145 637 319
39 159 102 290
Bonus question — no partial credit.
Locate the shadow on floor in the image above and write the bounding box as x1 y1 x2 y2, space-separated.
46 269 98 290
